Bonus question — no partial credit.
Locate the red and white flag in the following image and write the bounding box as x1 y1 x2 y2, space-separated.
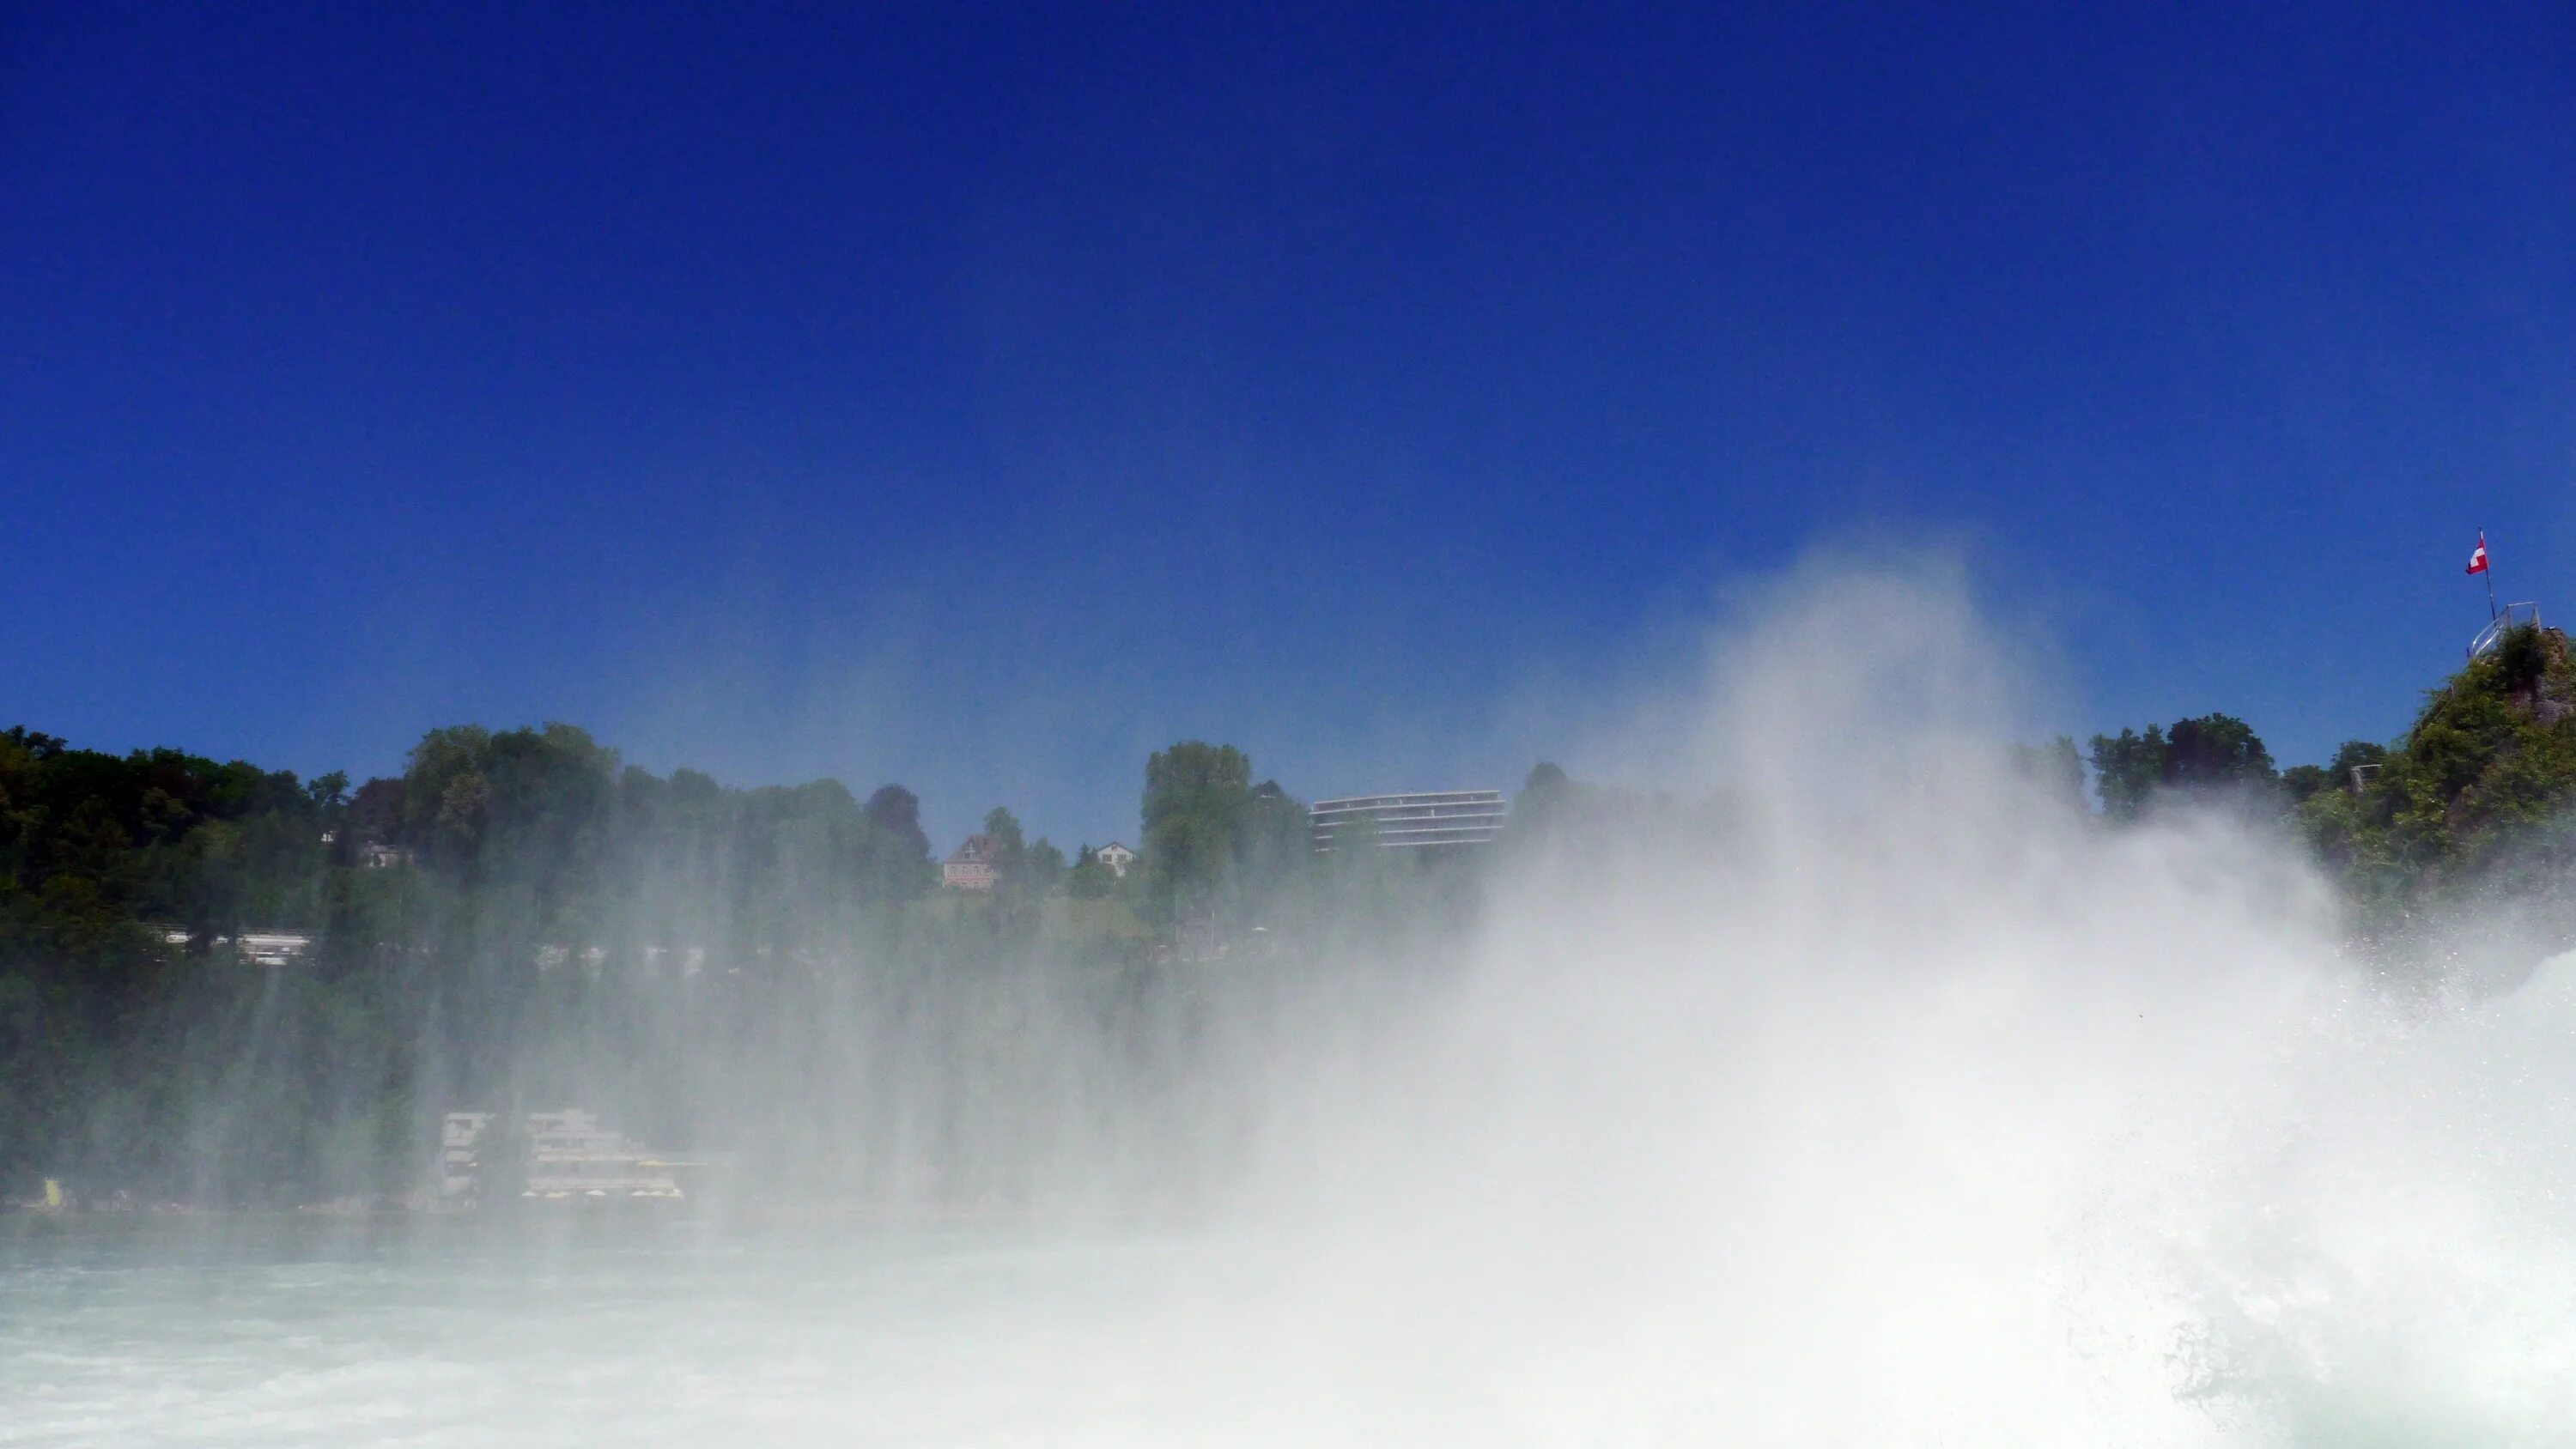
2468 532 2490 575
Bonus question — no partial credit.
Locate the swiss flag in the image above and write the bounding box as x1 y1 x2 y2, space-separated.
2468 533 2490 575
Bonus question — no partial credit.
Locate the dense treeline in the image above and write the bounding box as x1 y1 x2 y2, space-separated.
0 720 993 1203
10 624 2576 1206
0 724 1477 1207
2081 625 2576 943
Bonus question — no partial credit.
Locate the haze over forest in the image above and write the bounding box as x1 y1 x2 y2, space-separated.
9 592 2576 1208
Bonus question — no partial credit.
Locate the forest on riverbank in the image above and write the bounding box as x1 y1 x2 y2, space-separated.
8 623 2576 1207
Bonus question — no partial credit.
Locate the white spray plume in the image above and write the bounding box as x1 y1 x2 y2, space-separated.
18 561 2576 1448
1188 559 2576 1444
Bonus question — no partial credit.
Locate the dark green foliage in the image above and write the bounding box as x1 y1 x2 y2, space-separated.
2164 714 2276 791
2298 625 2576 925
1139 742 1254 924
864 785 931 863
3 719 1386 1210
2067 635 2576 955
2087 713 2277 817
982 806 1028 882
981 806 1069 920
2087 725 2166 819
0 730 343 1198
21 627 2576 1210
1135 745 1317 932
2286 742 2387 806
1235 781 1310 924
1066 845 1115 900
0 719 943 1204
1021 839 1068 899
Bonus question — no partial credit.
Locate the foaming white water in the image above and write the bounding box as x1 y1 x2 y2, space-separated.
0 1230 1311 1446
1226 570 2576 1443
10 565 2576 1445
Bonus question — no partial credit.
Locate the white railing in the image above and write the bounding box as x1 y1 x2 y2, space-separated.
2469 602 2543 660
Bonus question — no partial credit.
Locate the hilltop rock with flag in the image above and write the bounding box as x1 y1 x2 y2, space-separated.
2301 615 2576 958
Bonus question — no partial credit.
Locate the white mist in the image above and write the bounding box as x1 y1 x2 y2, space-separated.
8 566 2573 1446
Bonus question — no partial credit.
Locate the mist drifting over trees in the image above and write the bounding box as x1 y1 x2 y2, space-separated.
11 570 2576 1438
0 718 1469 1207
9 601 2576 1214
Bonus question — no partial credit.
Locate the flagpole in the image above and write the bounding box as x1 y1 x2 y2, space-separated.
2485 527 2498 620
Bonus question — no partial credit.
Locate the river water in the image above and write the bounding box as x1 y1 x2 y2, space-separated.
5 1180 2571 1447
15 933 2576 1449
1 1221 1318 1446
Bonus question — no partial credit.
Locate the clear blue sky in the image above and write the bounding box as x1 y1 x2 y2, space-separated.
5 4 2571 848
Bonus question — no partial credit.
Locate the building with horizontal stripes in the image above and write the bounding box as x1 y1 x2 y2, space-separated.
1309 790 1509 851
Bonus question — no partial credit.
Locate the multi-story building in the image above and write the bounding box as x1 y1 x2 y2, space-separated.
1309 790 1509 852
1094 841 1136 878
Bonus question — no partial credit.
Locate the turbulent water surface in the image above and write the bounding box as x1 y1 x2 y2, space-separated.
1 1222 1304 1446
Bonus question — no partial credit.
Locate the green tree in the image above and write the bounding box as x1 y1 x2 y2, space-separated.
982 806 1027 875
984 806 1062 912
864 785 930 861
2008 737 2087 813
1235 780 1309 920
1066 844 1113 900
2092 713 2278 819
2163 713 2277 792
1140 742 1253 925
2284 740 2388 806
307 771 350 809
1022 838 1068 899
854 784 933 902
2087 725 2167 819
